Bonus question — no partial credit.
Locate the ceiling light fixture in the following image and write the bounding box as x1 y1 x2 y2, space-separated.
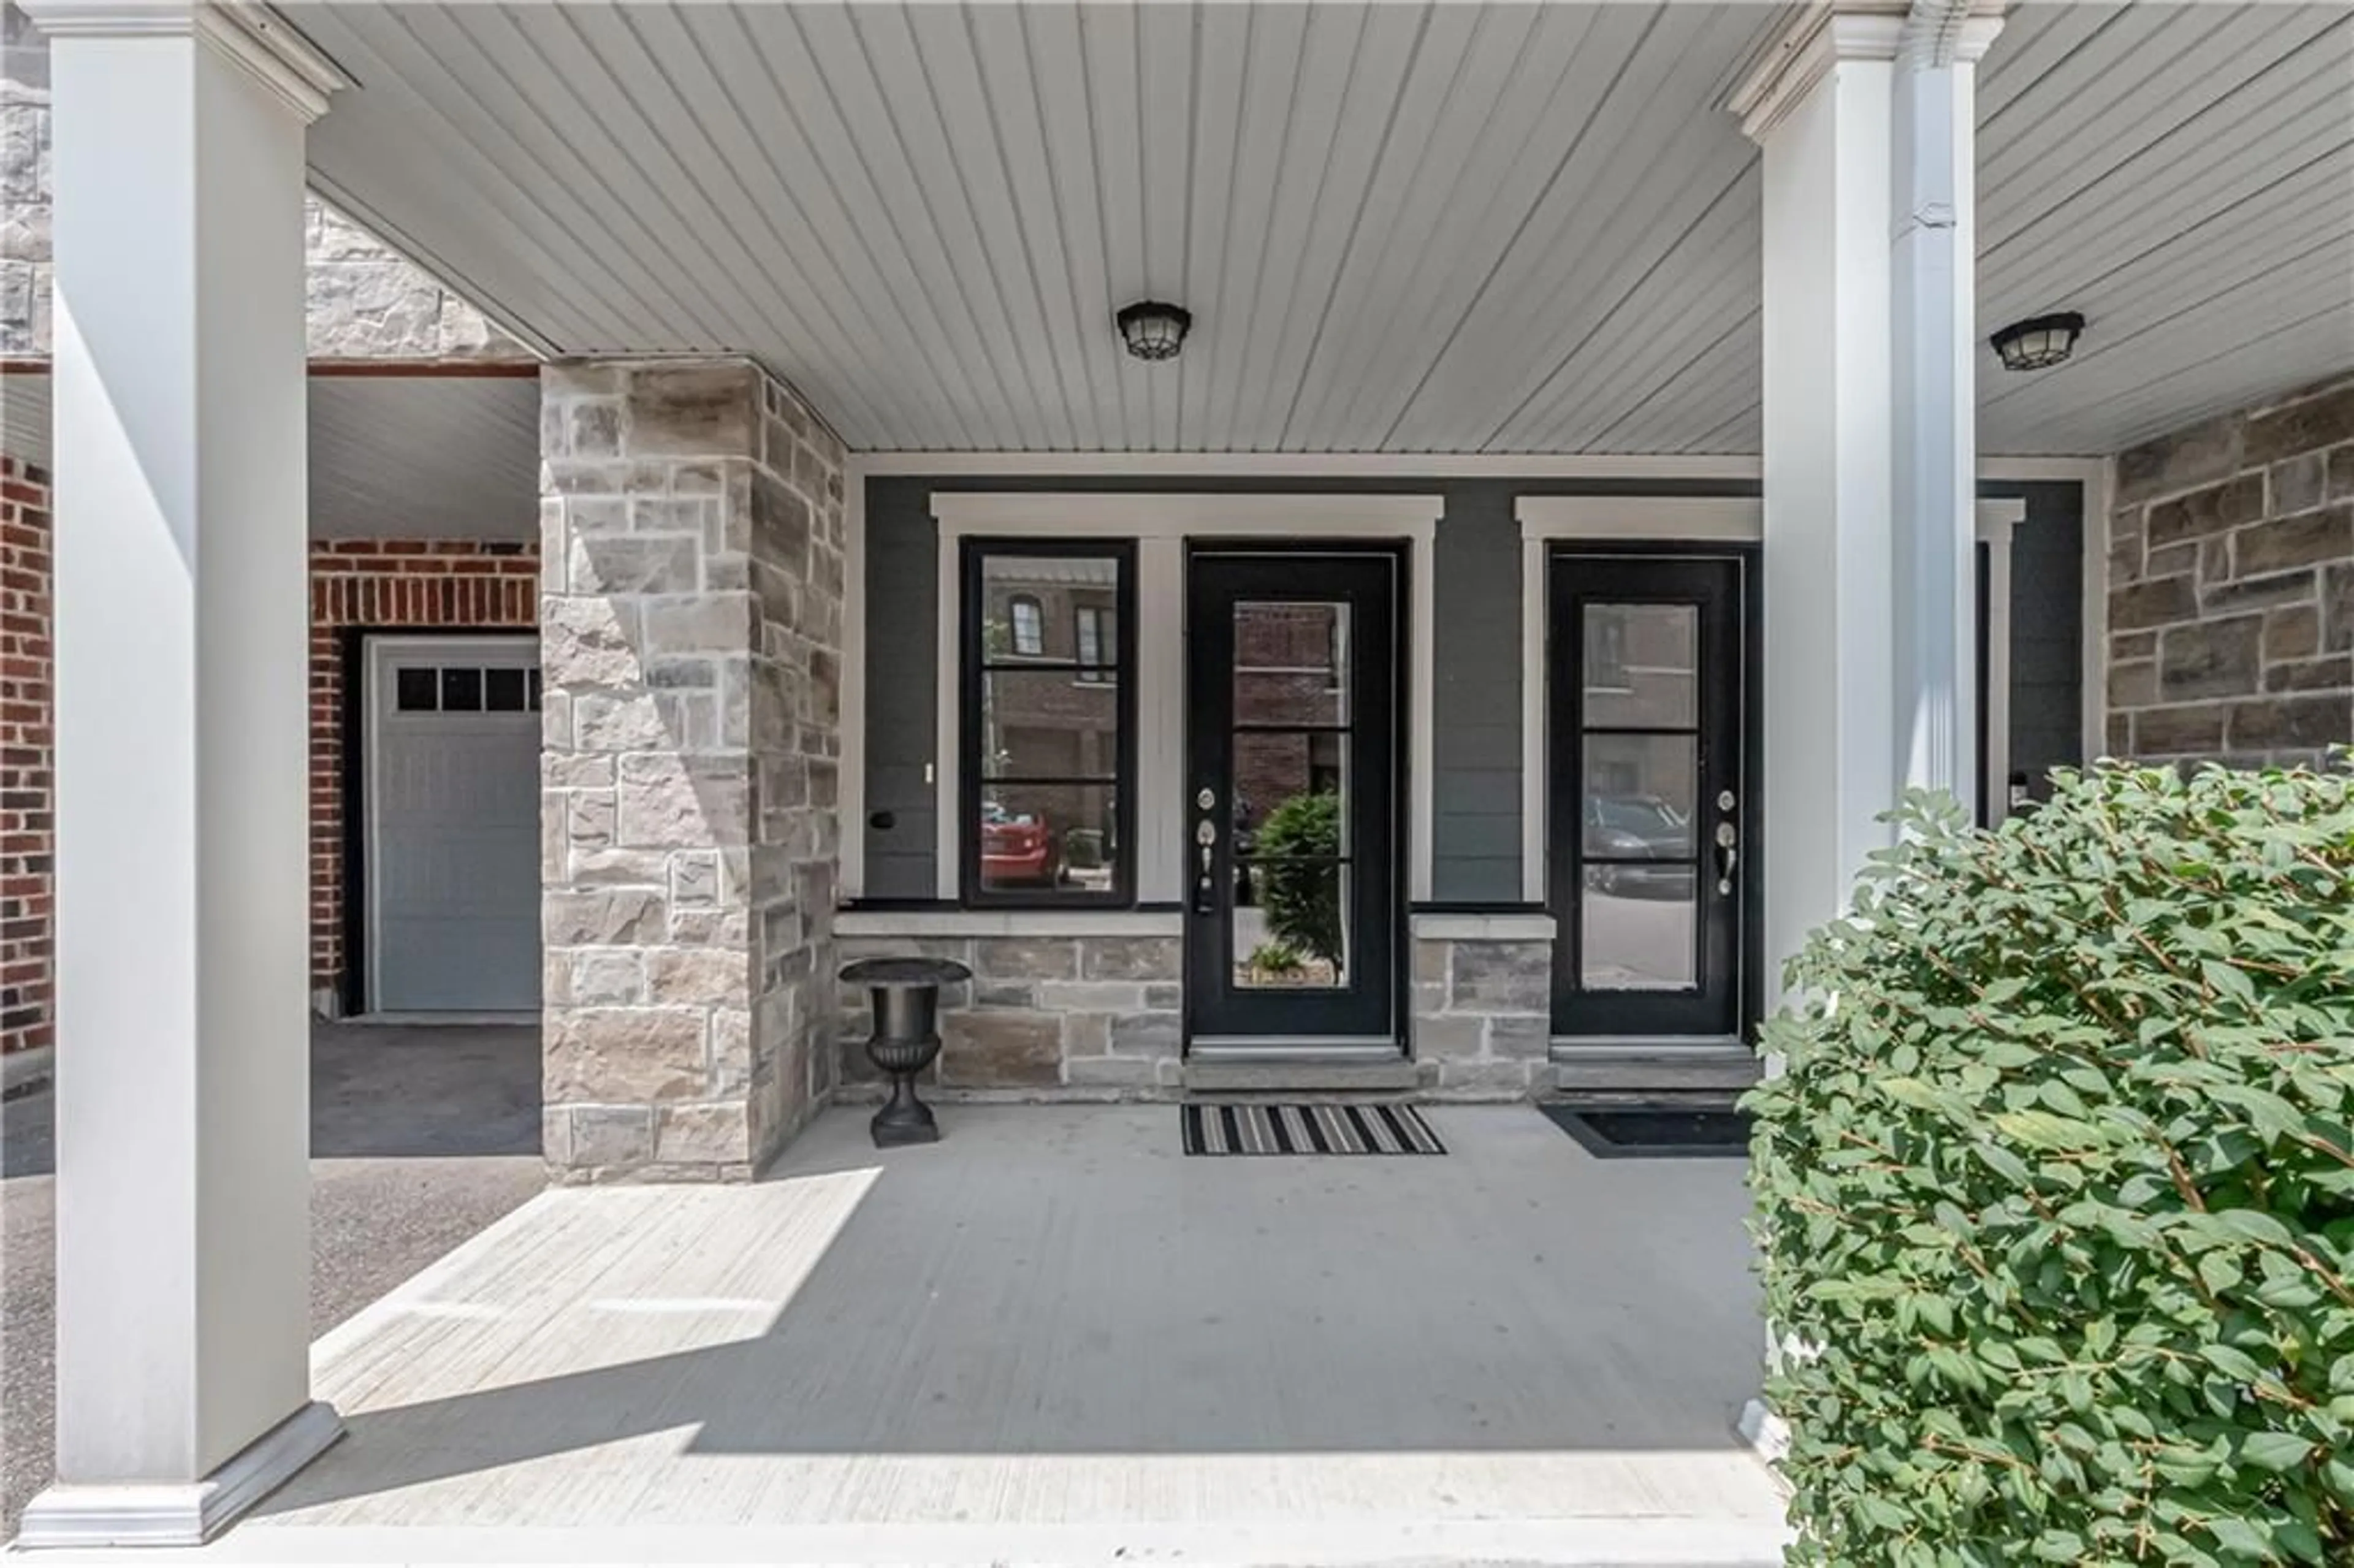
1115 300 1191 362
1990 311 2085 372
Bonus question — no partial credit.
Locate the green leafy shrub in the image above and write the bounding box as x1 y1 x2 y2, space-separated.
1254 790 1343 970
1246 939 1306 978
1747 760 2354 1567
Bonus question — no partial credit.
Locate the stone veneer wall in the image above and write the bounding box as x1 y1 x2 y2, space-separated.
539 360 847 1181
829 921 1557 1102
0 451 48 1061
2106 375 2354 764
308 539 540 1008
834 930 1184 1096
1411 929 1554 1097
2 5 527 360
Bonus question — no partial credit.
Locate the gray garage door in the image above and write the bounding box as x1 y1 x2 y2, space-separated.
369 636 541 1013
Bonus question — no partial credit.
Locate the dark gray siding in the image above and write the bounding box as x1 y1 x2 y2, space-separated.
861 478 942 898
1424 483 1525 901
1981 479 2085 797
862 474 2087 904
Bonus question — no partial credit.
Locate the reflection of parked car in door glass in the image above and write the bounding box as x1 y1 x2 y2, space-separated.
1582 794 1693 900
980 800 1062 886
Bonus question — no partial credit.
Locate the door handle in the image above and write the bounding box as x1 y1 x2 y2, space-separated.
1192 804 1219 915
1715 821 1738 895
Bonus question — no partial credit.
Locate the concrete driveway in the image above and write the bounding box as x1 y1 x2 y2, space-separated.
0 1023 546 1543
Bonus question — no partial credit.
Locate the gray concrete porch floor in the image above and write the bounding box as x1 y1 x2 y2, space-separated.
36 1102 1788 1566
1 1024 546 1543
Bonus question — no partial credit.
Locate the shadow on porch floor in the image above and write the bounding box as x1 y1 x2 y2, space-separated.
205 1103 1784 1564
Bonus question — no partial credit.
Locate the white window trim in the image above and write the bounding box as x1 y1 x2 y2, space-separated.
841 473 868 897
932 492 1442 907
1514 498 1762 903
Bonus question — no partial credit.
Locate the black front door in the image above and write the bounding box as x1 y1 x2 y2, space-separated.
1185 550 1400 1046
1548 552 1756 1041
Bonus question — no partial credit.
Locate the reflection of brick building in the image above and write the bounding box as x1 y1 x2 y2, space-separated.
1230 603 1346 840
1580 604 1697 816
978 561 1121 875
976 577 1355 881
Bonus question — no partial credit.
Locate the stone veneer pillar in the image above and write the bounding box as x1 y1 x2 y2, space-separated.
539 360 847 1181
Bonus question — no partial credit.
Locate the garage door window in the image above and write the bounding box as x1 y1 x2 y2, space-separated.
395 664 543 714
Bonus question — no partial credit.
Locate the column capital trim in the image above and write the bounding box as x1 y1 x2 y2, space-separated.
21 2 349 121
1975 497 2027 542
1727 2 2003 144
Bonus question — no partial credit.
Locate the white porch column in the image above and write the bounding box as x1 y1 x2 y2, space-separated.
1731 1 2002 980
20 2 346 1547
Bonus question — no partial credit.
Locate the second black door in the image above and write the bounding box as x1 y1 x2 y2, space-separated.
1185 550 1400 1045
1549 552 1754 1041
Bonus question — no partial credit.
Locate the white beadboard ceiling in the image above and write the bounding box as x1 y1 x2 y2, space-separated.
202 4 2354 455
0 371 540 540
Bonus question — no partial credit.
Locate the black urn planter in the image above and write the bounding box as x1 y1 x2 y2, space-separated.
840 956 972 1148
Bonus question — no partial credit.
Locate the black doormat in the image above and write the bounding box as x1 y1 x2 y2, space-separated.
1541 1103 1751 1159
1183 1102 1446 1156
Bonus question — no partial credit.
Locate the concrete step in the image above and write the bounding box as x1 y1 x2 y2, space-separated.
1183 1058 1420 1094
1549 1052 1761 1095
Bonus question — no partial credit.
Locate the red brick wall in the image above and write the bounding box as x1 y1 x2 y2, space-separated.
308 540 539 1005
0 509 541 1047
1 456 52 1059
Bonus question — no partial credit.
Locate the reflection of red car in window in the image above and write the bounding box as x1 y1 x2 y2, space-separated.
980 803 1062 886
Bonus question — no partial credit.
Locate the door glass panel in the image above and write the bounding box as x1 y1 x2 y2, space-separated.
1583 604 1696 728
977 671 1119 780
1234 858 1349 989
977 783 1118 895
1232 601 1350 727
1229 598 1353 992
1582 736 1696 856
1582 872 1698 991
1231 731 1349 842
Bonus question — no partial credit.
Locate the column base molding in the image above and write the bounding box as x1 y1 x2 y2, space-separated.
15 1400 342 1548
1737 1397 1792 1476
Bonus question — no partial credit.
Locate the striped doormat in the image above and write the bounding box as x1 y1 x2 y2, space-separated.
1182 1102 1446 1157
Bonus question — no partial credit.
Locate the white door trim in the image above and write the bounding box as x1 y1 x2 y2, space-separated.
1977 498 2027 825
1978 457 2112 766
932 492 1441 905
364 633 540 1014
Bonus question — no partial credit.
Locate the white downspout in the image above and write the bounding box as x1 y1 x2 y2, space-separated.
1892 0 1981 816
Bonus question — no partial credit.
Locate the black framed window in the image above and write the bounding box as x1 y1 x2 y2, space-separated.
1007 595 1045 657
963 541 1136 905
1075 605 1114 684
